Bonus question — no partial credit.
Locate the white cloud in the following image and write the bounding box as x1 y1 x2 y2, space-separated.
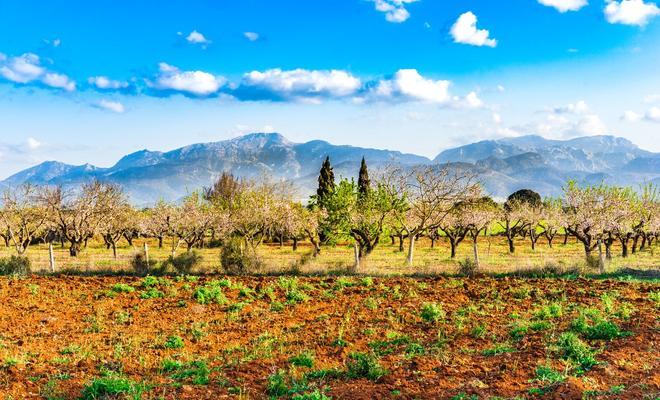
42 73 76 91
244 32 260 41
497 84 505 93
492 112 502 124
604 0 660 26
518 101 608 138
0 53 5 62
0 53 75 91
186 30 210 44
371 0 419 23
53 39 61 47
463 91 484 108
450 12 497 47
537 0 588 12
622 110 642 121
0 53 45 83
98 100 125 113
551 100 590 114
242 68 361 100
26 137 42 150
373 69 451 103
88 76 129 90
152 63 225 96
645 106 660 121
574 114 608 134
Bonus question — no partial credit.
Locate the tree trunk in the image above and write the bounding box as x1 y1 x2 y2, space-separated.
112 242 117 259
563 231 569 245
292 237 298 251
353 242 360 272
398 234 404 252
49 242 56 273
507 233 515 254
279 234 284 249
640 234 647 251
69 241 81 257
472 236 480 270
449 238 457 259
144 242 150 266
390 235 395 245
430 237 436 248
597 239 605 274
632 235 639 254
583 240 592 259
158 236 163 248
407 234 416 266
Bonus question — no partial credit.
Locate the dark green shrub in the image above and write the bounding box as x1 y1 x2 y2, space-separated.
290 351 314 368
346 352 387 381
130 252 157 276
80 375 145 400
0 255 31 276
556 332 597 372
420 303 445 323
221 237 259 275
165 251 202 275
457 258 477 277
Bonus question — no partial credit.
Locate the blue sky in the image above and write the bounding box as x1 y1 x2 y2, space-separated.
1 0 659 178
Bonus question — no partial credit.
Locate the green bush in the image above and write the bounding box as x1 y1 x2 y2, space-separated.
290 351 315 368
420 303 445 323
556 332 597 372
80 375 145 400
130 252 156 276
192 282 228 305
163 335 184 349
111 283 135 293
457 258 477 277
164 251 203 275
221 237 259 275
0 255 31 276
346 352 387 381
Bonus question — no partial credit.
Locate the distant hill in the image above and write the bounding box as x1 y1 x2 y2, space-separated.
2 133 658 204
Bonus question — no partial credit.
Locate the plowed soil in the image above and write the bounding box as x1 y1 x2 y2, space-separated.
0 275 658 399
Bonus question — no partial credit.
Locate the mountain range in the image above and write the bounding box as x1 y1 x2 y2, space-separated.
3 132 658 204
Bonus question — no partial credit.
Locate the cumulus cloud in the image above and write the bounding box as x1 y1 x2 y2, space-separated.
26 137 42 150
370 0 419 23
622 110 642 121
450 12 497 47
551 100 590 114
624 106 660 122
97 100 125 113
151 63 225 96
186 30 210 44
537 0 588 12
88 76 129 90
604 0 660 26
645 106 660 121
526 101 609 137
244 32 260 41
0 52 75 91
372 69 451 103
0 53 45 83
42 73 76 91
239 68 361 101
368 69 484 108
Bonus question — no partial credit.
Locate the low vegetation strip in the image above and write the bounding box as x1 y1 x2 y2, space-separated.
0 275 657 399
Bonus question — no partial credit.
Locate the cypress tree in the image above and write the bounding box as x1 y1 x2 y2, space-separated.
358 157 370 197
317 156 335 204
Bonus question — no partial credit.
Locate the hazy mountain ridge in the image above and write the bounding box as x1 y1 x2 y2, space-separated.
3 133 658 204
